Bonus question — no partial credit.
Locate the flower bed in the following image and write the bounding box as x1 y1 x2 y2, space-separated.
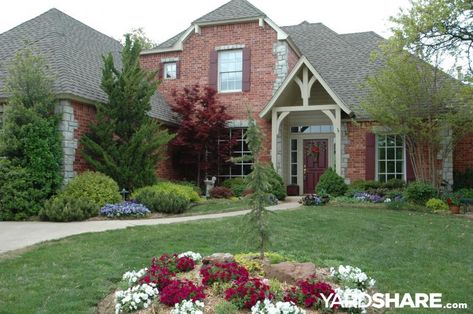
100 201 150 218
109 253 377 314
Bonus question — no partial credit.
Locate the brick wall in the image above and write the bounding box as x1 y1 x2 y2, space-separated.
72 101 96 173
141 21 287 165
344 121 374 181
454 133 473 172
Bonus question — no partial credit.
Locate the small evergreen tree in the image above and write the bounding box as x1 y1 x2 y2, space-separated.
0 49 62 220
81 35 173 190
235 112 272 260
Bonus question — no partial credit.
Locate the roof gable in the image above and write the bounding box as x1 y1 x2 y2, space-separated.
193 0 265 24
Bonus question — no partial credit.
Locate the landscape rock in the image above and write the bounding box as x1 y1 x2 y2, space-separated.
264 261 316 284
202 253 235 265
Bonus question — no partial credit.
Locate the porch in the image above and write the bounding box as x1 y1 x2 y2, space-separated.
260 57 352 194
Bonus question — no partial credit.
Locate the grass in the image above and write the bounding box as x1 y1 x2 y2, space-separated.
0 206 472 313
187 198 250 215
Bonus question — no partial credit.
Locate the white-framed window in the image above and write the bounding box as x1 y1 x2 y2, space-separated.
290 139 298 184
163 62 177 79
376 135 405 181
217 128 252 178
218 49 242 92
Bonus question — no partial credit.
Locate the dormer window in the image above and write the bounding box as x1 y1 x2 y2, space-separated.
218 50 243 92
164 62 177 80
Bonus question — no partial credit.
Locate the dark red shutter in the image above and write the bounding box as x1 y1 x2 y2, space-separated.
406 144 416 182
208 50 218 91
175 60 180 79
365 132 376 180
158 62 164 80
242 47 251 92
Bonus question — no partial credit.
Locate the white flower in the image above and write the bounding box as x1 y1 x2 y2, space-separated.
251 299 306 314
331 264 376 291
178 251 203 263
114 283 159 313
384 198 392 203
171 300 205 314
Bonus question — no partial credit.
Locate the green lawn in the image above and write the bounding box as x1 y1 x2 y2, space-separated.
187 198 250 215
0 206 472 313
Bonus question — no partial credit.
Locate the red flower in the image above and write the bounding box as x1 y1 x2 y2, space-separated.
200 262 249 286
283 277 336 310
311 146 320 154
160 279 205 306
224 277 273 309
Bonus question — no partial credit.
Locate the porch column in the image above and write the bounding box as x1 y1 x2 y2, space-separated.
335 107 342 175
271 109 278 167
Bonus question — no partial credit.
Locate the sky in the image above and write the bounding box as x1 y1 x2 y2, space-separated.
0 0 413 44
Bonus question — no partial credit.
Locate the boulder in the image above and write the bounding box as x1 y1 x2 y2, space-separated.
202 253 235 265
264 261 316 284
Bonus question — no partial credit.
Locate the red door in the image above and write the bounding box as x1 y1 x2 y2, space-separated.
303 139 328 194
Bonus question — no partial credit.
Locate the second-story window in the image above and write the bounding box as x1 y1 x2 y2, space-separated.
164 62 177 80
218 50 242 92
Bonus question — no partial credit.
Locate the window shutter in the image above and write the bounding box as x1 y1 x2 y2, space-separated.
158 62 164 80
242 47 251 92
365 132 376 180
175 61 180 79
406 145 416 182
208 50 218 91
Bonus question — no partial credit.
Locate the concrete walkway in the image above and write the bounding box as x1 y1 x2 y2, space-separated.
0 197 301 255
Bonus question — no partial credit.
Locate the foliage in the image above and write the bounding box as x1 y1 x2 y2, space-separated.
362 44 473 186
39 194 97 222
171 300 205 314
453 168 473 190
115 283 159 313
153 182 201 202
173 180 203 196
225 277 273 309
390 0 473 77
385 199 432 212
235 253 265 276
0 48 62 219
210 186 234 199
100 201 150 218
455 188 473 199
235 112 273 259
222 178 247 197
171 84 234 184
446 193 462 206
265 165 286 200
81 35 173 191
124 27 156 50
425 198 449 211
251 299 306 314
268 279 285 302
133 185 191 214
405 181 438 204
316 168 347 196
0 159 37 220
200 262 249 286
283 277 337 310
215 301 239 314
330 265 376 291
61 171 121 209
160 279 205 306
300 194 329 206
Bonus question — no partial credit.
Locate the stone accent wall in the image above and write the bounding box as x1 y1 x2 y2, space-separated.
57 100 79 183
272 41 289 94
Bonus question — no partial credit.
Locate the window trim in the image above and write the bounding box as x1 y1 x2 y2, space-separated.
163 62 177 80
375 134 406 182
217 127 253 179
217 49 243 93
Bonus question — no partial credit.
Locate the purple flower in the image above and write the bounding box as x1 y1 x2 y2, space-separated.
100 201 150 218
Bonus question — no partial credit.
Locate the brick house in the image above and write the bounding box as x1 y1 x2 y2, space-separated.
1 1 472 194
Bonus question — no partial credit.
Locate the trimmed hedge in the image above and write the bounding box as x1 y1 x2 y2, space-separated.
132 182 199 214
40 194 97 222
316 168 347 196
405 181 437 205
265 165 286 200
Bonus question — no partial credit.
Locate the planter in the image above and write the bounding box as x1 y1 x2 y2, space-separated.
286 184 299 196
449 205 461 214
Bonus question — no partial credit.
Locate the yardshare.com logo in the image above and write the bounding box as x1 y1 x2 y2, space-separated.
321 292 468 311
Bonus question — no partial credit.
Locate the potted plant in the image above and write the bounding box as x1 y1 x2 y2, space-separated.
446 193 462 214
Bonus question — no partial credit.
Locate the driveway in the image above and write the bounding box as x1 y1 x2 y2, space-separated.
0 197 300 255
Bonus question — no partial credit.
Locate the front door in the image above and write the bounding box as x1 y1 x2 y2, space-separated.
303 139 328 194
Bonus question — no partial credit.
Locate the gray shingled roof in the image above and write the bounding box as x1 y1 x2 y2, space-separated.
194 0 265 24
282 23 386 118
0 8 175 123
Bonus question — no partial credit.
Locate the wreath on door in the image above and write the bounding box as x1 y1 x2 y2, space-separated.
306 142 326 162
